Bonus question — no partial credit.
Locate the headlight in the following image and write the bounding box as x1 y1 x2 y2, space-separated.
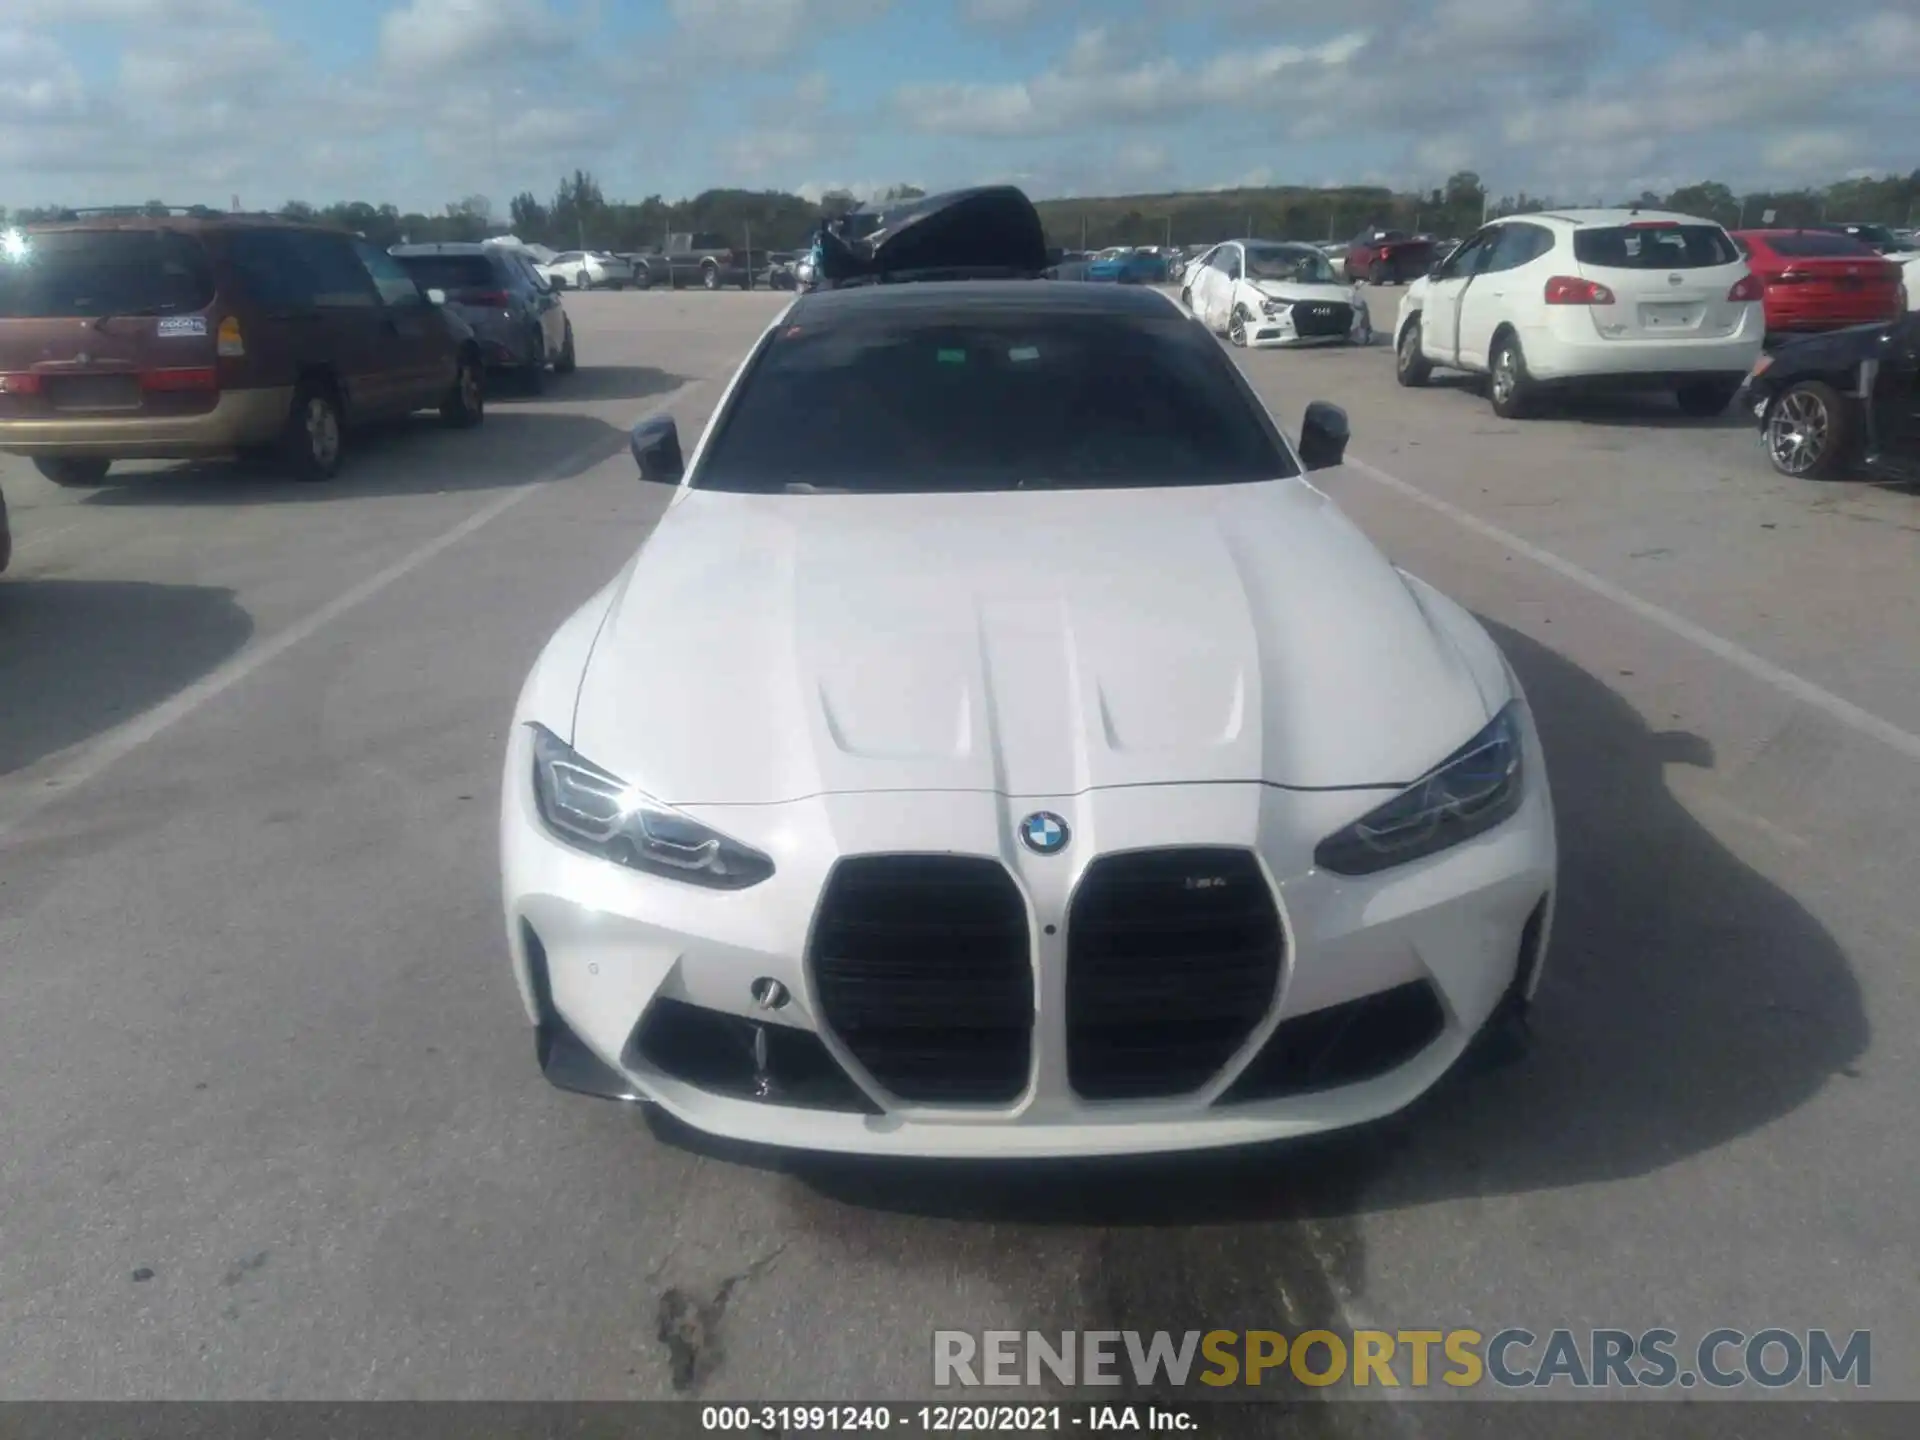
1262 298 1286 316
1314 704 1525 877
527 723 774 889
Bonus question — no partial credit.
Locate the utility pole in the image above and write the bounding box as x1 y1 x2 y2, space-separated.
1163 215 1171 248
1080 215 1087 250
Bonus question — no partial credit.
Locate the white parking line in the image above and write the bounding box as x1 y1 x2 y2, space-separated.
1345 455 1920 767
0 385 695 844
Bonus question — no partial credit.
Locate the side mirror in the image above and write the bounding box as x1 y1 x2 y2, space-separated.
1427 259 1446 279
630 415 684 484
1298 401 1350 472
425 288 447 306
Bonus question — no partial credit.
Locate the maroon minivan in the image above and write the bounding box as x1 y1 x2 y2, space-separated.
0 210 485 483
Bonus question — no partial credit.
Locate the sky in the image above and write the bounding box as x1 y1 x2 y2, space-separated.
2 0 1917 215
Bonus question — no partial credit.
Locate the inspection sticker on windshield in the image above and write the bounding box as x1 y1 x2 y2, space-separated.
1009 346 1039 362
937 348 967 364
157 316 207 337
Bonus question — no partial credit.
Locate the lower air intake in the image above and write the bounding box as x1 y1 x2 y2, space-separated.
1217 981 1446 1104
810 855 1034 1104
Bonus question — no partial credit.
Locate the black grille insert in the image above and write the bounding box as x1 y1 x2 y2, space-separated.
1066 848 1283 1100
1291 301 1353 338
1218 981 1446 1104
810 855 1034 1104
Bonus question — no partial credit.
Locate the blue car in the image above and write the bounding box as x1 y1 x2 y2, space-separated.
1086 247 1170 284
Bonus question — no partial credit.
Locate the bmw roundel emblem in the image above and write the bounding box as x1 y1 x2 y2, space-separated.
1019 811 1070 855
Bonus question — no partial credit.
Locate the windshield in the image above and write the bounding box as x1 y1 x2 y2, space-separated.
1574 224 1739 269
1764 233 1879 259
393 254 498 292
1245 245 1337 284
0 228 215 318
695 307 1295 494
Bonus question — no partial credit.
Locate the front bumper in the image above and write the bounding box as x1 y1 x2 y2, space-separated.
500 711 1557 1159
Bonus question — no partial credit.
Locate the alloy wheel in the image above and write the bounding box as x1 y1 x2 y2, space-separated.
1767 390 1831 476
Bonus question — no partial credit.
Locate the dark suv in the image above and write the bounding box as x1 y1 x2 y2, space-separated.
0 209 485 483
390 242 575 392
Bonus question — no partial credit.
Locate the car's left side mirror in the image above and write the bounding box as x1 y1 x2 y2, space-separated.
1298 401 1350 472
425 288 447 306
630 415 684 484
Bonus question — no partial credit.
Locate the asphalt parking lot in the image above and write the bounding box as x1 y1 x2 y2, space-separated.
2 285 1917 1416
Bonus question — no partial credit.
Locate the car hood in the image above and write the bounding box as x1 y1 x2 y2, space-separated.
570 482 1500 805
1245 280 1358 305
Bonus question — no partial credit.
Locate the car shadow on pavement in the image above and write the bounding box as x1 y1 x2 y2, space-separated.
1556 393 1753 431
489 365 689 406
74 410 640 506
652 622 1869 1347
0 579 253 777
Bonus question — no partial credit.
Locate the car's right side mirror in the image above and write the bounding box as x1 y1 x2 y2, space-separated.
630 415 684 484
1428 259 1447 279
1298 402 1350 472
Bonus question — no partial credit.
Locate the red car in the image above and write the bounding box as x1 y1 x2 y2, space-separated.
1730 229 1907 338
1344 228 1439 285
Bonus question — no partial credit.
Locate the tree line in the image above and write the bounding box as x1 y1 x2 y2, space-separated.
5 168 1915 255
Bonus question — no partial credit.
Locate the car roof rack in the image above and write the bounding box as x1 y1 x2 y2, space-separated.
816 186 1050 288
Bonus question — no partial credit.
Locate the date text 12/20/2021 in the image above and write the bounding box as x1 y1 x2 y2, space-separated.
700 1405 1199 1432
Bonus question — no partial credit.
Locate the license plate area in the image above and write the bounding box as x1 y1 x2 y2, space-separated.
44 374 142 411
1637 302 1704 329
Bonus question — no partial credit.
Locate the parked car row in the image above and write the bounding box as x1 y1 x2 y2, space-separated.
0 208 600 523
1366 209 1917 482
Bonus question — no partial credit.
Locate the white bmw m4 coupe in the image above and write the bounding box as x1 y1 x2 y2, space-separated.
500 278 1558 1159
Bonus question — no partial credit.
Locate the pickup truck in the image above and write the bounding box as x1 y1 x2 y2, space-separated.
634 234 753 291
1345 228 1439 286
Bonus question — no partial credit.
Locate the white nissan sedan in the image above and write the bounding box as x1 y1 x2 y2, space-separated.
499 279 1558 1159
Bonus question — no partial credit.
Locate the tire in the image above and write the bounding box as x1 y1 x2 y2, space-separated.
1227 305 1251 347
1675 382 1737 418
702 264 720 292
552 319 577 376
280 379 344 481
523 328 547 394
1488 332 1537 419
1369 261 1389 286
1395 317 1432 387
1180 287 1193 313
740 270 754 290
1763 380 1855 480
440 352 485 429
33 456 111 486
576 270 591 291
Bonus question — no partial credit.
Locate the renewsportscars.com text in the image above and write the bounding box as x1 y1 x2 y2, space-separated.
933 1328 1871 1391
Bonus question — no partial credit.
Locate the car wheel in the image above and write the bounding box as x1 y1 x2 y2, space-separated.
553 319 577 376
281 380 344 481
1487 333 1536 419
523 328 548 394
576 270 591 291
1395 317 1432 387
1369 261 1389 286
1675 382 1737 418
1764 380 1855 479
1179 287 1193 313
1227 306 1250 347
32 456 112 486
702 264 720 291
440 352 485 429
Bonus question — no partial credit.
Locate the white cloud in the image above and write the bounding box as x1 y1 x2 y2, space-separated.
378 0 571 77
668 0 891 67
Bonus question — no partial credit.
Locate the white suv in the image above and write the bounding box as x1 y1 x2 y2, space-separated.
1393 210 1764 418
